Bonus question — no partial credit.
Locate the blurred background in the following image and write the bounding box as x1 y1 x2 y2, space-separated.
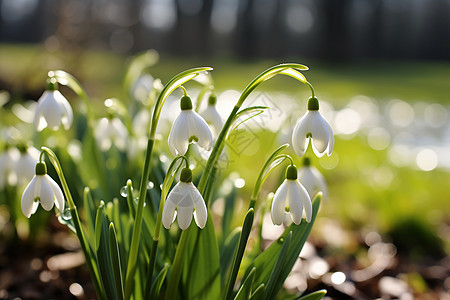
1 0 449 299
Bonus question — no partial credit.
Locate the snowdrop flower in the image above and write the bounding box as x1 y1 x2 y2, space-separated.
95 116 129 151
15 145 40 185
298 157 328 200
168 95 213 156
21 161 64 218
131 73 154 103
200 94 223 138
0 147 19 188
34 80 73 131
162 167 207 230
271 165 312 225
292 97 334 158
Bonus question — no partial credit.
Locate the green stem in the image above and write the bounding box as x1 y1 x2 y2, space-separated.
164 227 192 300
224 208 255 300
124 138 154 299
144 239 159 299
40 147 104 300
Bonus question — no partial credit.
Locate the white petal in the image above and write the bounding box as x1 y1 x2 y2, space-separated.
310 112 329 157
38 176 55 211
42 91 63 130
168 112 190 155
298 167 316 199
162 200 177 229
271 180 288 225
54 90 73 129
297 181 312 223
177 206 193 230
34 92 48 131
292 112 311 157
191 185 207 228
21 177 38 218
187 111 213 151
287 180 303 225
47 175 65 212
200 106 223 138
323 117 334 156
312 167 328 200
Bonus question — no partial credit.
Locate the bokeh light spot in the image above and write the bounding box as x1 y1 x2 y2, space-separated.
368 127 390 150
416 149 438 171
331 271 346 284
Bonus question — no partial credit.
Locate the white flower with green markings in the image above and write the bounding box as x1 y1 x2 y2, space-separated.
34 80 73 131
292 97 334 157
21 161 65 218
168 95 213 156
298 157 328 200
271 165 312 225
162 167 207 230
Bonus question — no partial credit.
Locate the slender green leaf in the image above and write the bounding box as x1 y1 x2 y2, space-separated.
220 228 241 286
182 216 221 300
249 284 265 300
149 263 170 299
263 232 292 299
225 208 255 300
109 223 124 300
231 106 269 131
95 203 119 300
247 196 321 295
234 267 256 300
297 289 327 300
83 187 96 247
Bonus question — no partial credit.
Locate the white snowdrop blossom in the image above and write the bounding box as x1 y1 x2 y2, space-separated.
34 86 73 131
162 168 207 230
298 158 328 200
0 147 19 188
21 161 64 218
200 94 223 138
95 117 129 151
168 95 213 156
292 97 334 158
271 165 312 225
15 146 40 185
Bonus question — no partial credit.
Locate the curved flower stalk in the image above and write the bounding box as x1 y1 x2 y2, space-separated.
21 161 64 218
168 94 213 156
162 167 207 230
271 165 312 225
292 97 334 157
298 157 328 200
34 79 73 131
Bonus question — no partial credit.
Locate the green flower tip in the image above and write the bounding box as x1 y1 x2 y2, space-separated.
46 77 58 91
180 95 193 110
35 161 47 175
307 96 319 111
180 167 192 183
303 157 311 166
286 165 298 180
208 94 217 106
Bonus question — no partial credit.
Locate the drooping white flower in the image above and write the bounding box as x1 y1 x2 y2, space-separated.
168 95 213 156
200 94 223 138
34 82 73 131
162 168 207 230
95 117 129 151
298 157 328 200
271 165 312 225
15 146 40 185
0 147 19 189
131 74 154 103
21 161 65 218
292 97 334 158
